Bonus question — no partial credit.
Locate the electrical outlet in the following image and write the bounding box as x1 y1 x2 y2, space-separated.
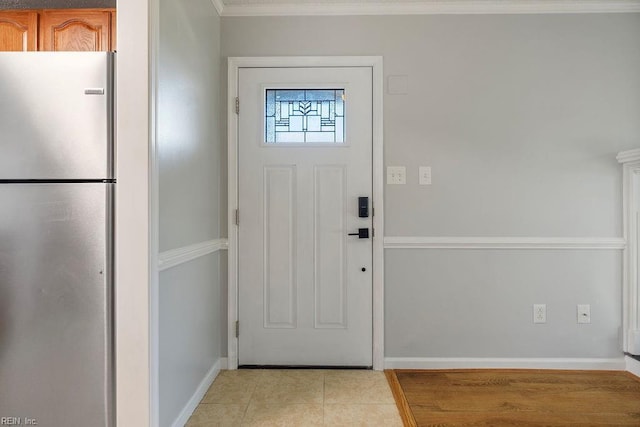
533 304 546 323
577 304 591 324
419 166 432 185
387 166 406 185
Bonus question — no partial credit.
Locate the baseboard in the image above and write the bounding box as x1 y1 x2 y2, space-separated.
626 355 640 378
384 357 626 371
218 357 228 370
171 357 224 427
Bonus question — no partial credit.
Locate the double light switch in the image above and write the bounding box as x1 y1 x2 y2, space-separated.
386 166 432 185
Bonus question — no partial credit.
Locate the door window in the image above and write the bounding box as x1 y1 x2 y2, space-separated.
265 89 345 144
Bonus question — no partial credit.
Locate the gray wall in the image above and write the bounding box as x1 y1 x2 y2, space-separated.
222 14 640 359
158 0 222 425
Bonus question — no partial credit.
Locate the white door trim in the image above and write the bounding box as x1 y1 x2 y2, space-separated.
227 56 384 370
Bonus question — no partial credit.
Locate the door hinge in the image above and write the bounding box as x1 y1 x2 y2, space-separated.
235 209 239 226
235 97 240 114
235 320 239 337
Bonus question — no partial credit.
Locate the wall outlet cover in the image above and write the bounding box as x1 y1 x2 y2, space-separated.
577 304 591 324
533 304 546 324
419 166 432 185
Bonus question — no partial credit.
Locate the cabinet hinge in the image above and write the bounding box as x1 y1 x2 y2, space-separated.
235 209 239 226
235 97 240 114
235 321 239 337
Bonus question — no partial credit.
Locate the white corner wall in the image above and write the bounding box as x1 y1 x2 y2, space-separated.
157 0 223 425
116 0 151 425
222 13 640 367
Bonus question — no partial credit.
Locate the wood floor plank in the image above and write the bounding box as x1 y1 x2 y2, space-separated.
389 370 640 427
385 370 418 427
409 408 640 427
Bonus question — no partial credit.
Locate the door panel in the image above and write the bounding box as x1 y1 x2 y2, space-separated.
314 165 347 329
0 183 112 426
0 12 38 51
238 67 373 366
263 165 296 329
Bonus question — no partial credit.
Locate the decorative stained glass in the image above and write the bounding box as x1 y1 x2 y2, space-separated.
265 89 345 143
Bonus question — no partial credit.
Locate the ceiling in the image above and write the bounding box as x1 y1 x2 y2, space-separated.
214 0 640 16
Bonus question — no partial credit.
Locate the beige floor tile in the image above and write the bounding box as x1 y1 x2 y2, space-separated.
252 371 324 404
218 369 267 382
323 404 403 427
201 370 263 404
324 371 395 404
186 403 246 427
323 370 386 381
258 369 327 383
241 402 324 426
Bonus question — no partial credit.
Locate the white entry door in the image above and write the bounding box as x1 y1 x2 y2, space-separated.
238 67 373 366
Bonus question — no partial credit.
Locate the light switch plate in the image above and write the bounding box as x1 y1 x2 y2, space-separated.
387 166 406 185
419 166 432 185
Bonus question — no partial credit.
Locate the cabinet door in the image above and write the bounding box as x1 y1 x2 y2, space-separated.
40 10 112 51
0 12 38 51
110 11 116 51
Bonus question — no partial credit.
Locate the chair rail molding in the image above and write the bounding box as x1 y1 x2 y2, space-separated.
158 238 229 272
384 236 626 250
618 148 640 355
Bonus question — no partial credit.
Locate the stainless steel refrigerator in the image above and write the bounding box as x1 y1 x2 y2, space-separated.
0 52 114 427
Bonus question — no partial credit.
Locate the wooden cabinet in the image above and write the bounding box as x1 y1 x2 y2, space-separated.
40 10 113 51
0 9 115 52
0 12 38 51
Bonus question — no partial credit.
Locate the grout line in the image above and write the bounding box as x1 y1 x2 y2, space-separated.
240 372 261 423
322 371 326 425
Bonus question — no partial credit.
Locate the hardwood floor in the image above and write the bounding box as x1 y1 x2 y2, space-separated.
386 369 640 426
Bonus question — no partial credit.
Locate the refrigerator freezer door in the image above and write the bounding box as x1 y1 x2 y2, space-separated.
0 52 113 180
0 183 112 427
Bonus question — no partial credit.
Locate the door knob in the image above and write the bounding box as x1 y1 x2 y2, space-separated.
348 228 369 239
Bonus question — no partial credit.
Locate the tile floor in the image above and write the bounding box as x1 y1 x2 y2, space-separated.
186 369 403 426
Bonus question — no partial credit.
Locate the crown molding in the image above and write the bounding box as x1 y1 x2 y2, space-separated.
211 0 225 15
617 148 640 165
220 0 640 17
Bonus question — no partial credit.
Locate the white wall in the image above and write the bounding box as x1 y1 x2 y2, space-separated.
222 13 640 362
116 0 150 425
157 0 223 425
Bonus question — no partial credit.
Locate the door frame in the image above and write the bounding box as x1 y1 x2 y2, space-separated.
227 56 384 370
